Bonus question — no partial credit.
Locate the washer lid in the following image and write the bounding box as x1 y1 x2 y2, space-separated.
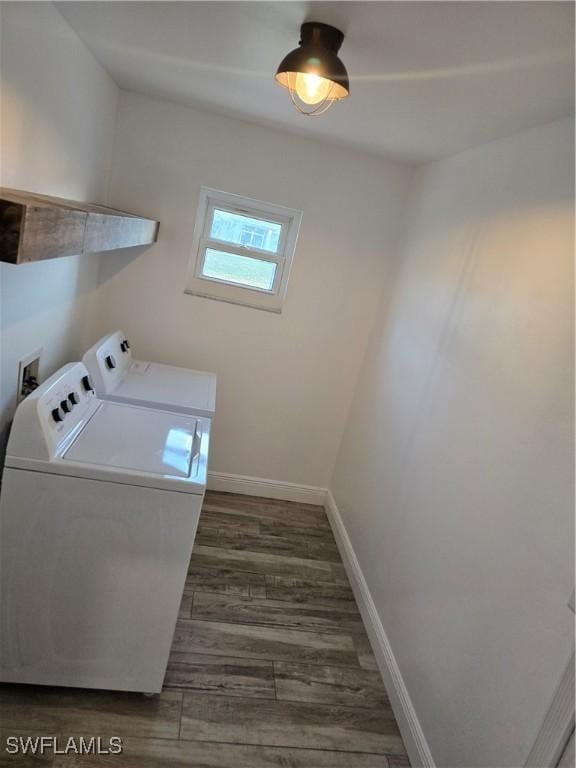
63 401 199 478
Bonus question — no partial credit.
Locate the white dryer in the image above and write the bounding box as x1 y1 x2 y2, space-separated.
0 362 210 693
83 331 216 418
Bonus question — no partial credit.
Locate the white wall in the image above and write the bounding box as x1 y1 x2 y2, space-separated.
0 2 118 451
332 117 574 768
89 91 413 487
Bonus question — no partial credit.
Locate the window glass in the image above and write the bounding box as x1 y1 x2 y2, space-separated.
201 248 277 291
210 209 282 254
186 187 302 311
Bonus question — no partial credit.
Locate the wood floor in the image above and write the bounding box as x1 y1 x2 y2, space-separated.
0 491 410 767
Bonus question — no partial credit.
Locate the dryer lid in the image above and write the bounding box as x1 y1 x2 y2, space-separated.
63 401 199 478
113 361 217 418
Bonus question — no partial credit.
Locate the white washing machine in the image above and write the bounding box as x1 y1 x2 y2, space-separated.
0 362 210 693
83 330 216 418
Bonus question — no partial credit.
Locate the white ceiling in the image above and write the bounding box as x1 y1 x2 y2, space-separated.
57 1 574 163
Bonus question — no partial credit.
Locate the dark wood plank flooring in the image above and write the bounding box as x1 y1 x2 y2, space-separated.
0 491 409 767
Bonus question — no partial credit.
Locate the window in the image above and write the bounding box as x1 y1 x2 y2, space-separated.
185 187 302 312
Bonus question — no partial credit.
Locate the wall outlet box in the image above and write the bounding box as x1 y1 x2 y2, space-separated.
17 349 42 404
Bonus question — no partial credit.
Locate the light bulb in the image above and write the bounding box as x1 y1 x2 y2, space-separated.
294 72 333 105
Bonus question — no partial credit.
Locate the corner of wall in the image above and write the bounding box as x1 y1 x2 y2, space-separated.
324 490 436 768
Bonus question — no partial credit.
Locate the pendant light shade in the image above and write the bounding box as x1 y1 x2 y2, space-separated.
275 22 350 116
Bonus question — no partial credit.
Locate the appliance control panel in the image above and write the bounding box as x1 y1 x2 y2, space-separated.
82 331 132 395
7 363 99 461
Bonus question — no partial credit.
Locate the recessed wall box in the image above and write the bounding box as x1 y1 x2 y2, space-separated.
17 349 42 404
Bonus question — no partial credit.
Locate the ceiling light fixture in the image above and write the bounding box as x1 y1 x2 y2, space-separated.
275 22 349 116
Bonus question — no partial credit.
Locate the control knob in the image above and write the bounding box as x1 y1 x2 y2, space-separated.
105 354 117 370
60 399 71 414
68 392 80 406
51 407 64 423
81 375 94 392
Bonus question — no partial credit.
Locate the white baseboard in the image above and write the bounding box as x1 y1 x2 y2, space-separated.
324 490 436 768
206 471 327 506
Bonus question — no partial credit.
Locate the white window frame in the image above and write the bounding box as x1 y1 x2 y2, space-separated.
185 187 302 313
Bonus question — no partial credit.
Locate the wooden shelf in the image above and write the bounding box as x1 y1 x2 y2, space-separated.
0 188 159 264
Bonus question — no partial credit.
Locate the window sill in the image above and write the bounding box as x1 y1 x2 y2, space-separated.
183 288 283 313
